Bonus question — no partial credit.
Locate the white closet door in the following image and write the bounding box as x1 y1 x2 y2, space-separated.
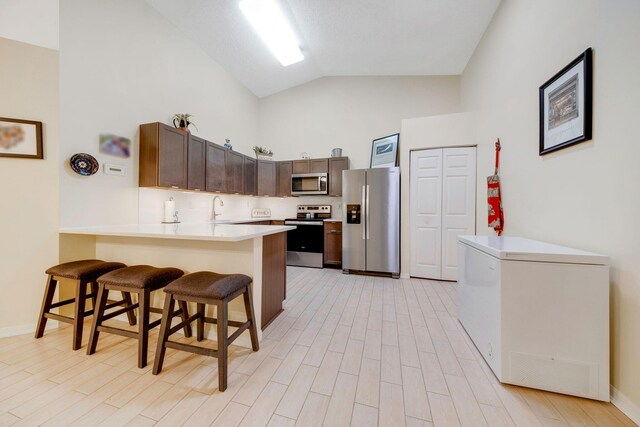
410 149 443 279
441 147 476 281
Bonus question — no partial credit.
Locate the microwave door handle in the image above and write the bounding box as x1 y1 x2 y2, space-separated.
362 185 366 240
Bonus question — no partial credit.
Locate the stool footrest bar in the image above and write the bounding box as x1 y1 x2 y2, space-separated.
165 340 217 357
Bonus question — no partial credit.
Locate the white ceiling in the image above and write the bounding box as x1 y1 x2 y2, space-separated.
0 0 59 49
147 0 501 98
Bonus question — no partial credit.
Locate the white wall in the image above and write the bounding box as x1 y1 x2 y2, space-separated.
460 0 640 412
258 76 461 169
0 0 59 50
0 38 59 333
59 0 260 228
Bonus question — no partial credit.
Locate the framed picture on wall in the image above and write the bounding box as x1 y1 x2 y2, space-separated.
0 117 43 159
370 133 399 168
539 48 593 155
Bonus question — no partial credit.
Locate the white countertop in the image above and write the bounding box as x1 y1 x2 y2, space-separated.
458 235 609 265
59 223 295 243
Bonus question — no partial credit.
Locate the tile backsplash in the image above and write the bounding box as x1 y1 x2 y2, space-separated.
138 188 343 224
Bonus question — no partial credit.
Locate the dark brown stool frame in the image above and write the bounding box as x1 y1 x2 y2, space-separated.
35 274 135 350
153 282 259 391
87 281 192 368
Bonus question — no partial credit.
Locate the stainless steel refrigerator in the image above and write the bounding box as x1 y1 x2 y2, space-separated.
342 167 400 278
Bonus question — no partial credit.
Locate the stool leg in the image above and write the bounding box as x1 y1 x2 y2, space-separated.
72 280 88 350
217 300 229 392
153 293 175 375
90 282 99 311
35 275 57 339
122 291 137 326
87 283 108 355
138 289 150 369
243 284 260 352
177 301 192 338
196 303 205 342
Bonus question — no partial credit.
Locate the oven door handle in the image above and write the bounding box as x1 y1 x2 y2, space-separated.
284 221 324 226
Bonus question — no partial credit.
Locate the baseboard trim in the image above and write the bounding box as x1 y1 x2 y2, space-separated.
0 321 59 338
400 273 410 279
611 385 640 425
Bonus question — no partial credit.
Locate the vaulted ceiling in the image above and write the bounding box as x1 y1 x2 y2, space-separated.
147 0 501 97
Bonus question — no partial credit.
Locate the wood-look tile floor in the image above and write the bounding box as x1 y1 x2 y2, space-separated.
0 267 636 427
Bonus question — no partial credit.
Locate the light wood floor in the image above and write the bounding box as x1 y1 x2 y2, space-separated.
0 267 635 427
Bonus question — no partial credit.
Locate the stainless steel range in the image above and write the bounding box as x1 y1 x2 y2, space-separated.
285 205 331 268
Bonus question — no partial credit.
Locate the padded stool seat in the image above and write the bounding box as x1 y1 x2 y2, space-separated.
98 265 184 290
165 272 252 299
153 271 259 392
36 259 128 350
45 259 126 281
87 265 190 368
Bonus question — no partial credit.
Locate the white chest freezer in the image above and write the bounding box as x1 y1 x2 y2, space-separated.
457 236 610 401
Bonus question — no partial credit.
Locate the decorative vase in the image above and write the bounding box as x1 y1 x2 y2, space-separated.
173 119 191 133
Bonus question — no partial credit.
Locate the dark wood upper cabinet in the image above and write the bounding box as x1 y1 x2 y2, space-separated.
187 135 206 191
328 157 349 197
276 161 292 197
310 158 329 173
292 159 310 174
205 141 226 193
243 156 257 196
225 150 244 194
257 160 276 197
324 221 343 267
139 122 188 189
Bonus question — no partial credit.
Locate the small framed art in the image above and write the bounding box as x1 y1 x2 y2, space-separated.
0 117 43 159
370 133 399 168
539 48 593 155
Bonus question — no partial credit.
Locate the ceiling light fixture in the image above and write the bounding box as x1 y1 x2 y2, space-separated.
239 0 304 67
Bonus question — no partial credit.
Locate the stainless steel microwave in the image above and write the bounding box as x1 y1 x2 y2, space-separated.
291 173 328 196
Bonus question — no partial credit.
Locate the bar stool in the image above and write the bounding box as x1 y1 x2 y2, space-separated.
152 271 259 391
35 259 130 350
87 265 192 368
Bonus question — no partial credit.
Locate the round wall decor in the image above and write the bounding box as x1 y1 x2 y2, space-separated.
70 153 99 176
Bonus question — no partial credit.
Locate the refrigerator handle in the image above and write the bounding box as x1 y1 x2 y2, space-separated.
366 185 370 239
361 185 366 240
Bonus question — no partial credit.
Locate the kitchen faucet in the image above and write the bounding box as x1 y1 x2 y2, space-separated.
211 196 224 221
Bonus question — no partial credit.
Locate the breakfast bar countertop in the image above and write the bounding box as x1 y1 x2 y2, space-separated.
59 222 295 243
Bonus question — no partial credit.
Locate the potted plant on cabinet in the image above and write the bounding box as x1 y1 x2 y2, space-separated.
172 113 197 133
253 146 273 160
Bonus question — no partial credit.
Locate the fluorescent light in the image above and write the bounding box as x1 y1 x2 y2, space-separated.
239 0 304 66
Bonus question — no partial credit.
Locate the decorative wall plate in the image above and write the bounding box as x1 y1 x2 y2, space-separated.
70 153 99 176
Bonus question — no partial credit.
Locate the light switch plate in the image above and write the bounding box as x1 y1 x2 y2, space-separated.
104 163 127 176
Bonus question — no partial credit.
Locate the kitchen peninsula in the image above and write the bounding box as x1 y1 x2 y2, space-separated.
58 222 294 347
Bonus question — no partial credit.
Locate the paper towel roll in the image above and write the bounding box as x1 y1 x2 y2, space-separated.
164 199 176 223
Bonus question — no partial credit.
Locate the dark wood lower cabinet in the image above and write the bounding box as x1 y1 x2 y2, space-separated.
324 221 343 267
261 232 286 329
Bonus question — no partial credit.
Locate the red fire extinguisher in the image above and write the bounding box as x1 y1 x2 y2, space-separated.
487 139 504 236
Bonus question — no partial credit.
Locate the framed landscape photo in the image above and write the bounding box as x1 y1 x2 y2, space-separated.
370 133 399 168
539 48 593 155
0 117 43 159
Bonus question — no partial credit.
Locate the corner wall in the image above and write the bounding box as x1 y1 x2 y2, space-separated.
460 0 640 414
0 37 59 333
